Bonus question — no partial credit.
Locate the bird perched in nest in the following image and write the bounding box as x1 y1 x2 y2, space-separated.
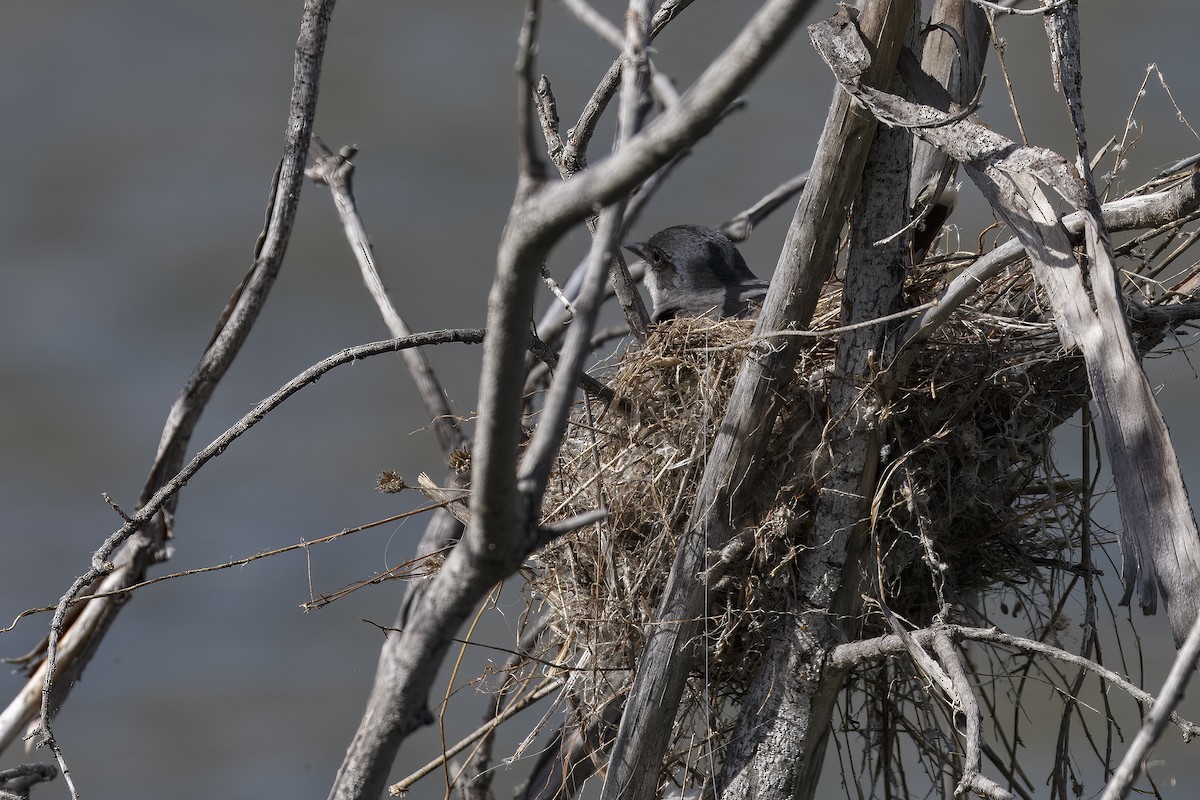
625 224 769 322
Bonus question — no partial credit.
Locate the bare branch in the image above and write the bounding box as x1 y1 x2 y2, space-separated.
829 625 1200 739
516 0 548 188
306 138 467 455
0 764 58 800
932 631 1013 800
517 0 651 507
718 171 808 242
1100 610 1200 800
19 3 338 791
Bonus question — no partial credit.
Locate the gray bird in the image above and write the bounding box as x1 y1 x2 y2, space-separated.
624 225 769 323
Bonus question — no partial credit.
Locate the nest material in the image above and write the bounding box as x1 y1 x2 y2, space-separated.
530 255 1096 732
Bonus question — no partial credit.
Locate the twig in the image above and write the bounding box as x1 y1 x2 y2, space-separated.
902 171 1200 346
0 763 58 799
388 679 564 796
455 616 551 799
718 172 809 242
969 0 1066 14
931 630 1013 800
306 138 467 455
24 3 338 792
516 0 548 189
516 0 650 506
1099 611 1200 800
829 624 1200 739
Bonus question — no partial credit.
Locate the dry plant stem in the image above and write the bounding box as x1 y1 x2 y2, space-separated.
903 172 1200 345
8 3 337 791
306 139 466 454
600 4 909 800
454 617 551 799
818 9 1200 644
1099 611 1200 800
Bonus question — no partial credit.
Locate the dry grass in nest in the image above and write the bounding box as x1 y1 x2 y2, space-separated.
526 240 1185 776
535 316 828 704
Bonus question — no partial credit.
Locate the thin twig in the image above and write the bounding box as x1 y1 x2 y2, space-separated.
306 138 467 454
1099 611 1200 800
829 624 1200 739
388 679 564 796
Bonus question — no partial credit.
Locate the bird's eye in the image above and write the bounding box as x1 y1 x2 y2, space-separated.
648 248 666 269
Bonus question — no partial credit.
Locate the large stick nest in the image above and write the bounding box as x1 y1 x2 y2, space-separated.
524 217 1196 783
533 256 1091 694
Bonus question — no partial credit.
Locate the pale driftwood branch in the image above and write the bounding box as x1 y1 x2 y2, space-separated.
602 3 908 799
902 172 1200 346
816 5 1200 645
306 138 467 455
11 3 337 793
535 75 568 175
970 0 1065 15
907 0 988 255
516 0 549 188
722 25 918 793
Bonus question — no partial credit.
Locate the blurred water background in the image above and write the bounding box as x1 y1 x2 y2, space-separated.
2 2 1200 797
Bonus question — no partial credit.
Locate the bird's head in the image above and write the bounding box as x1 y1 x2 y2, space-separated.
628 224 758 321
625 225 765 321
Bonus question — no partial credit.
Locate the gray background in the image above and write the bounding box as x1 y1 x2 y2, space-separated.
2 1 1199 797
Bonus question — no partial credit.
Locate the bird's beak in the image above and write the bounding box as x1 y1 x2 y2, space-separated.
624 241 649 263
